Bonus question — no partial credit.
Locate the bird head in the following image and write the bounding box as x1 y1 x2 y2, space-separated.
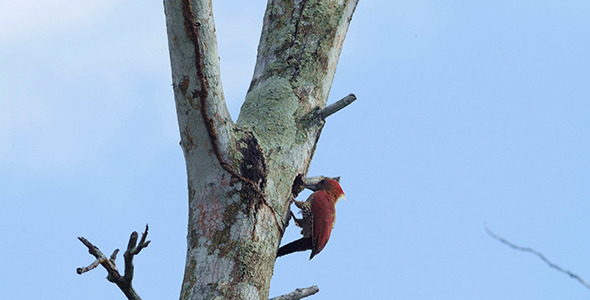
304 178 345 202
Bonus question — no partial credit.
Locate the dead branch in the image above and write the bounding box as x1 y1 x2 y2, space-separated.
319 94 357 120
270 285 320 300
77 225 151 300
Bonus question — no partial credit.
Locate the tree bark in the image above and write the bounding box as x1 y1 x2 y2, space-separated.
163 0 358 299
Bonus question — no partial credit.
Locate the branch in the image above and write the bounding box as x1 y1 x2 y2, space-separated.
485 226 590 290
318 94 357 120
269 286 320 300
181 0 229 173
249 0 359 104
77 225 151 300
76 257 100 275
178 0 283 237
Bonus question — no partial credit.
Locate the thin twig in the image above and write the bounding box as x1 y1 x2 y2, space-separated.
76 259 100 275
485 226 590 290
269 285 320 300
110 249 120 265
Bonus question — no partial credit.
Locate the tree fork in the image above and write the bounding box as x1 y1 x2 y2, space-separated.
164 0 359 298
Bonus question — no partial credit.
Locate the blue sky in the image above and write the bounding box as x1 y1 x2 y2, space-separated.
1 1 589 299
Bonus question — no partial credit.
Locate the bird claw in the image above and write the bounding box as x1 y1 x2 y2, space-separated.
290 211 303 227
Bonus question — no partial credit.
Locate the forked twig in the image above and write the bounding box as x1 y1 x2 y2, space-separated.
77 225 151 300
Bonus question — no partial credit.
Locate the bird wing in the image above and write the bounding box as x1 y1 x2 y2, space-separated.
310 191 336 259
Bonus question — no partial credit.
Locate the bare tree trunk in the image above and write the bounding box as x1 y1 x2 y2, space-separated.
163 0 358 299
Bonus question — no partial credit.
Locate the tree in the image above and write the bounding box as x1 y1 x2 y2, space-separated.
78 1 358 299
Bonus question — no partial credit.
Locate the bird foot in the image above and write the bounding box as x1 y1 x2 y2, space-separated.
290 210 303 227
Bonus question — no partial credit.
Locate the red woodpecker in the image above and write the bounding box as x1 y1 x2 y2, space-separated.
277 179 345 259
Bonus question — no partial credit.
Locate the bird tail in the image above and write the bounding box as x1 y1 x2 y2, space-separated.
277 237 313 257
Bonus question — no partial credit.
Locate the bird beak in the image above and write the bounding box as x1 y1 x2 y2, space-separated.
303 182 320 191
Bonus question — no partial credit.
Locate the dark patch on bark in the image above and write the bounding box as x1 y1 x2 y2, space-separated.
292 174 305 198
237 132 268 228
238 133 267 192
179 76 190 95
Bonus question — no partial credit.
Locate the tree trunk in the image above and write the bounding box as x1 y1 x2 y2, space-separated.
163 0 358 299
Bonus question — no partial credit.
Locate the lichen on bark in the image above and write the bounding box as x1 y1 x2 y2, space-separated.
238 76 299 150
164 0 359 299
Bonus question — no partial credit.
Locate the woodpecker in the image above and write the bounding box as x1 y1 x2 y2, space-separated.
277 178 345 259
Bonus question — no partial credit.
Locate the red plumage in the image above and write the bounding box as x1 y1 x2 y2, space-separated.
277 178 345 259
310 190 336 259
